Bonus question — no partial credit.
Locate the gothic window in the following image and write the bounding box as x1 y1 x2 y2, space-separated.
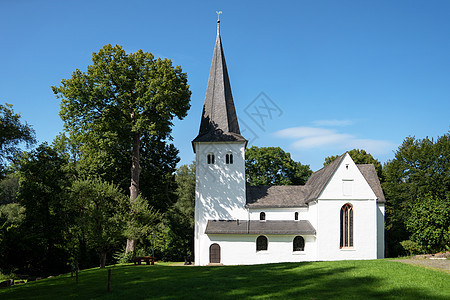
294 212 299 221
260 212 266 221
293 236 305 251
256 235 268 251
207 153 215 164
340 203 354 248
225 152 233 164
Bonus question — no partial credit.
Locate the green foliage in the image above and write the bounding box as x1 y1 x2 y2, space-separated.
0 173 19 205
324 149 383 181
383 133 450 256
0 103 36 176
245 146 312 186
405 193 450 253
15 144 72 275
124 195 160 242
113 248 146 264
0 203 26 274
68 178 129 268
400 240 423 256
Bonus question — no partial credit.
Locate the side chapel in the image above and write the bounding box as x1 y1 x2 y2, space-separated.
192 20 385 266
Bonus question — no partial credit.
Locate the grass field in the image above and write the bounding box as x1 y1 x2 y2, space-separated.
0 260 449 299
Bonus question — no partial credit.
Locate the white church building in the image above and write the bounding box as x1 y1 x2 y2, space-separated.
192 20 385 266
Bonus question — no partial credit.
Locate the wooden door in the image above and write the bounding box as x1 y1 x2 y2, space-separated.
209 243 220 263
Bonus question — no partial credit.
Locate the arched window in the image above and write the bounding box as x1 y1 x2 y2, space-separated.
207 153 215 164
340 203 354 248
294 212 299 221
256 235 268 251
225 152 233 164
260 212 266 221
293 236 305 251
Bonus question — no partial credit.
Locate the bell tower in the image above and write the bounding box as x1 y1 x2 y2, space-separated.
192 19 248 265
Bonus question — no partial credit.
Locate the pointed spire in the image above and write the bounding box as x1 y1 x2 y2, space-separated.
192 18 247 148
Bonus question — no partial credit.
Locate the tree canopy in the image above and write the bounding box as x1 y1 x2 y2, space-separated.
383 133 450 255
245 146 312 186
52 44 191 253
0 103 35 176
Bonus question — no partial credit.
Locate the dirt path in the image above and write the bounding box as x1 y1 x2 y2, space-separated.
392 259 450 274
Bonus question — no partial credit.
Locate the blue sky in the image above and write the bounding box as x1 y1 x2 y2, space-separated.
1 0 449 171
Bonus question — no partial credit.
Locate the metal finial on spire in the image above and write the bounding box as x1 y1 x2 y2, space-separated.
216 11 222 35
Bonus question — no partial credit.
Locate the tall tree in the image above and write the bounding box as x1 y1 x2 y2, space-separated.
0 103 36 176
383 133 449 256
324 149 383 181
52 44 191 253
245 146 312 186
15 144 72 275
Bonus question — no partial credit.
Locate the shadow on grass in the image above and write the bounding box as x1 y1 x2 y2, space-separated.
1 261 449 299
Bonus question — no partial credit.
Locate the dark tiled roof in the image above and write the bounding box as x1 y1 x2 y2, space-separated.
205 220 316 235
357 164 386 203
246 185 310 208
304 153 346 203
192 21 246 148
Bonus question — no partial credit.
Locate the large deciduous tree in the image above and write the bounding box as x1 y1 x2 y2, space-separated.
383 133 449 255
0 103 35 176
52 44 191 253
245 146 312 186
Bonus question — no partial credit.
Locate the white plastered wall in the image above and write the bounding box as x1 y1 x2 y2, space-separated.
194 141 248 266
208 234 317 265
316 153 378 260
377 203 385 259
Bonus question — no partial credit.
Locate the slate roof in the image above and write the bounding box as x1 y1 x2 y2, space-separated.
205 220 316 235
246 185 310 208
245 153 386 207
303 153 346 203
357 164 386 203
192 21 246 149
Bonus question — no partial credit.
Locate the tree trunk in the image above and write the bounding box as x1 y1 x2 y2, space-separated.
100 251 107 268
126 129 141 254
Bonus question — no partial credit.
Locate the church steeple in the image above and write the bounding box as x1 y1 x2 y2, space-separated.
192 19 247 149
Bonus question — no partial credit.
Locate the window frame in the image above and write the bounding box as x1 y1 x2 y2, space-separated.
340 203 354 249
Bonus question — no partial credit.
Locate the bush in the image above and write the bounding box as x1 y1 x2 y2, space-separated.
400 240 422 256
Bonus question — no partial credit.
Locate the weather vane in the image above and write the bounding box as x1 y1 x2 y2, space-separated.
216 11 222 21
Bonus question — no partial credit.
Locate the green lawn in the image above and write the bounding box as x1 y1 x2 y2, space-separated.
0 260 448 299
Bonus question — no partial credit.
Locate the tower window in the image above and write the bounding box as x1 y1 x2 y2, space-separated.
226 152 233 164
294 212 299 221
260 212 266 221
207 153 215 164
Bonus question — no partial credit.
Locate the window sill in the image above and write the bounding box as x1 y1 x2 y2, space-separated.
256 251 269 255
292 251 306 255
340 248 356 251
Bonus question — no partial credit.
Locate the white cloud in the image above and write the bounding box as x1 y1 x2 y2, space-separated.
312 119 354 127
274 126 394 155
